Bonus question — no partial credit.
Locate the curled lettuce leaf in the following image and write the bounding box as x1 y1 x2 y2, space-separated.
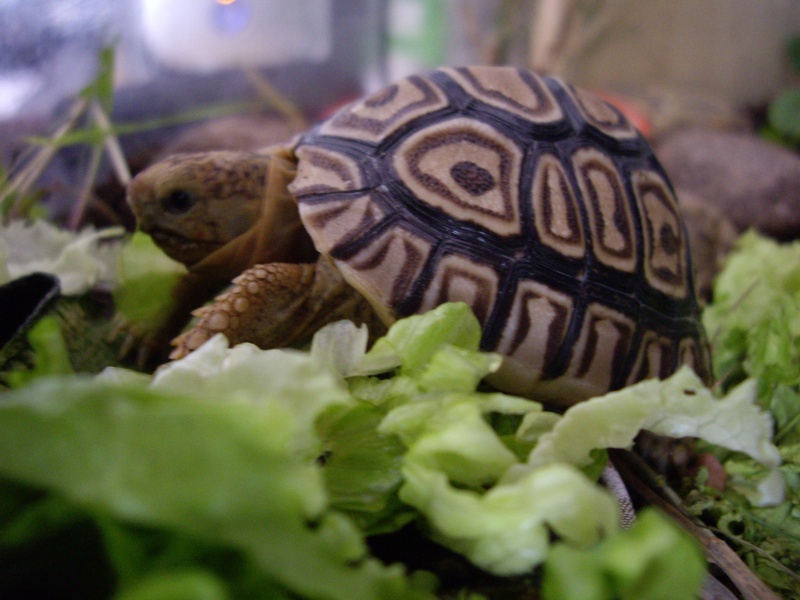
369 306 619 574
310 320 377 377
0 220 122 295
524 367 780 469
508 367 783 506
365 302 486 379
380 393 525 487
399 462 619 576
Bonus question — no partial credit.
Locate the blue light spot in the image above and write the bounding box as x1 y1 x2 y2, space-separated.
211 0 251 36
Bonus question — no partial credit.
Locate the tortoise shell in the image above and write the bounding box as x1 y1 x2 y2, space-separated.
288 66 711 403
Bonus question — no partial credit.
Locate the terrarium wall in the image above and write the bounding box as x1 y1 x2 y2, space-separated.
527 0 800 108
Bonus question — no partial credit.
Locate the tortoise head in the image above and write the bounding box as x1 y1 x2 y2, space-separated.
127 151 273 267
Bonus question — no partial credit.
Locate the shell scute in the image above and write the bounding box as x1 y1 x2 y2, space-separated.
495 279 574 382
572 147 637 273
530 153 585 259
631 169 689 299
336 225 433 324
291 145 364 197
298 194 385 255
319 75 449 143
442 66 564 124
417 253 500 327
565 83 639 141
566 302 637 393
393 117 523 236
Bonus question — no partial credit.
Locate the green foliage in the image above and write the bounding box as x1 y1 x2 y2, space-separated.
768 88 800 144
0 303 725 597
81 44 116 113
764 33 800 149
0 372 434 599
6 316 72 388
787 33 800 74
693 231 800 596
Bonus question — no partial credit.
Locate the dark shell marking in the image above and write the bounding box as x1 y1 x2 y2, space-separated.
290 66 710 402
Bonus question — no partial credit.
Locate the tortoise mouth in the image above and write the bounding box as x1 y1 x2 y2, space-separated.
148 227 226 265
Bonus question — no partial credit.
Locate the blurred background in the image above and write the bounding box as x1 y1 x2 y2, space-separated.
1 0 799 231
2 0 799 119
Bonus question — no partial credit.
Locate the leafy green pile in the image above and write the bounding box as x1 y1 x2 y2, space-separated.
1 223 794 598
0 290 784 598
691 231 800 596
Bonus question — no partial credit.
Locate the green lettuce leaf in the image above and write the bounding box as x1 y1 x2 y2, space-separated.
9 300 780 594
398 462 619 576
112 231 186 329
386 360 781 575
370 307 776 574
365 306 618 575
380 393 524 487
0 338 434 600
150 334 352 459
542 508 706 600
364 302 486 380
316 402 412 534
113 570 232 600
515 367 782 505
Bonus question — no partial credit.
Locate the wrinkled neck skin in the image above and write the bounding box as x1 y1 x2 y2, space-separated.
187 149 318 283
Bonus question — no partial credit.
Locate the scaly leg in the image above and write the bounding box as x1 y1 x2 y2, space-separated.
170 256 385 358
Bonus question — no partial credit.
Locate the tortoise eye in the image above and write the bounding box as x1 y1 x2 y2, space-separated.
162 189 196 215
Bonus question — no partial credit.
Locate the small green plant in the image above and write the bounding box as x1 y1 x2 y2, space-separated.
763 34 800 150
0 45 130 226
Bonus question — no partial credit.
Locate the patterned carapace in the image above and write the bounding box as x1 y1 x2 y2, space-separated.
289 66 711 403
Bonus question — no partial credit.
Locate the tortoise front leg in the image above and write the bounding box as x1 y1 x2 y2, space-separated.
170 256 385 358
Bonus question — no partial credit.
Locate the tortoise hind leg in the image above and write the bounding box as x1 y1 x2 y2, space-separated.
170 256 385 358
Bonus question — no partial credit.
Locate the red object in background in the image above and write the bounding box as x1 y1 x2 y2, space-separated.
592 89 654 139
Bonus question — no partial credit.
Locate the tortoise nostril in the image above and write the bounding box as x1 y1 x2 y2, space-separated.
162 189 196 215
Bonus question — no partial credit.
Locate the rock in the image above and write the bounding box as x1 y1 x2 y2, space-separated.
656 129 800 240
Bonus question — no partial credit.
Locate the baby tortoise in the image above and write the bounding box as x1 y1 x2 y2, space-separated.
127 66 711 406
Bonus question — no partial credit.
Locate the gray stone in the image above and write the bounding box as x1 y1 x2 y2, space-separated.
656 129 800 240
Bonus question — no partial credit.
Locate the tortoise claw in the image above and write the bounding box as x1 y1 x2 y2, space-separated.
108 314 173 370
169 327 214 360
